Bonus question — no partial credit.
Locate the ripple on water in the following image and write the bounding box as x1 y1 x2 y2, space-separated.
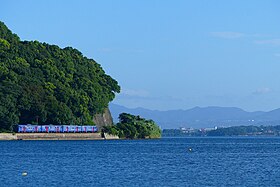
1 137 280 186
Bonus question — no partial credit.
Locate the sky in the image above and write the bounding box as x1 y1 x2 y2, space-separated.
1 0 280 112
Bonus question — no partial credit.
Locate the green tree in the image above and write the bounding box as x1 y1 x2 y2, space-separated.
103 113 161 139
0 21 120 131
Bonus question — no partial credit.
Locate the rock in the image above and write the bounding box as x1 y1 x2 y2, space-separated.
93 108 113 129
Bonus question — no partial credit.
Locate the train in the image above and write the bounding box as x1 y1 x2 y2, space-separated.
17 124 98 133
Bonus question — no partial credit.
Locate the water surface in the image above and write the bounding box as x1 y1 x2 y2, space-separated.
1 137 280 186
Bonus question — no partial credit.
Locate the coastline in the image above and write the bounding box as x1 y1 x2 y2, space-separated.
0 133 119 140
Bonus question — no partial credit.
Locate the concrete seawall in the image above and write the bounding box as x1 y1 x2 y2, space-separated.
0 133 119 140
0 133 17 140
103 133 120 140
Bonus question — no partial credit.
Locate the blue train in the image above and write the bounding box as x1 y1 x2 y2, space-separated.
18 124 98 133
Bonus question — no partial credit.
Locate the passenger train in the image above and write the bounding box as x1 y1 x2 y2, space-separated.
18 124 98 133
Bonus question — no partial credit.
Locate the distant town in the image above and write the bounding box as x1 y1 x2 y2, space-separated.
162 125 280 137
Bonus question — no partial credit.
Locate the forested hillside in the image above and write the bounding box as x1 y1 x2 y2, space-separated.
0 21 120 132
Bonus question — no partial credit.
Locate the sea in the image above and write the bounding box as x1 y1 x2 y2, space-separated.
1 137 280 187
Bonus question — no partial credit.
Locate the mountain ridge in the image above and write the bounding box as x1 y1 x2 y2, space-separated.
109 103 280 129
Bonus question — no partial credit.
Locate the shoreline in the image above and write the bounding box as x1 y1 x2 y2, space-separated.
0 133 119 140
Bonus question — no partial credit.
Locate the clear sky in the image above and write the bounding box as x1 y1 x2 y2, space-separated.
1 0 280 111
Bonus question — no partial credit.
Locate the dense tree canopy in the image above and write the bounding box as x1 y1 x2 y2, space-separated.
0 21 120 132
103 113 161 139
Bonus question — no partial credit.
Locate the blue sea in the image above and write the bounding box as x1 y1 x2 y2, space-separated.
1 137 280 187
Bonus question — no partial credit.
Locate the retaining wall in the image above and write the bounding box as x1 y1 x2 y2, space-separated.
0 133 109 140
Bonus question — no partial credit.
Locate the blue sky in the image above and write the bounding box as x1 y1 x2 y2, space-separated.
1 0 280 111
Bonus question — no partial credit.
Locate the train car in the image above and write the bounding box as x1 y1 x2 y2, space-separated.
33 125 42 132
75 126 82 133
48 125 56 133
55 125 63 133
62 125 77 133
18 125 27 133
18 124 40 133
70 125 81 133
82 126 98 133
41 125 49 133
17 124 98 133
62 125 70 133
82 126 88 133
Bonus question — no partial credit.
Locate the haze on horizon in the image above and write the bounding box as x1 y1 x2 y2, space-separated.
1 0 280 112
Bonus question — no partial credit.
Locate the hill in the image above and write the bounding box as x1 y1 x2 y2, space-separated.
103 113 161 139
0 21 120 132
110 103 280 129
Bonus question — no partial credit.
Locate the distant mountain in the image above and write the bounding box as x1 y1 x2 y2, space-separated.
255 108 280 121
109 103 280 129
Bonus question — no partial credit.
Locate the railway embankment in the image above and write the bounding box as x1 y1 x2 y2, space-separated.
0 133 119 140
0 133 17 140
